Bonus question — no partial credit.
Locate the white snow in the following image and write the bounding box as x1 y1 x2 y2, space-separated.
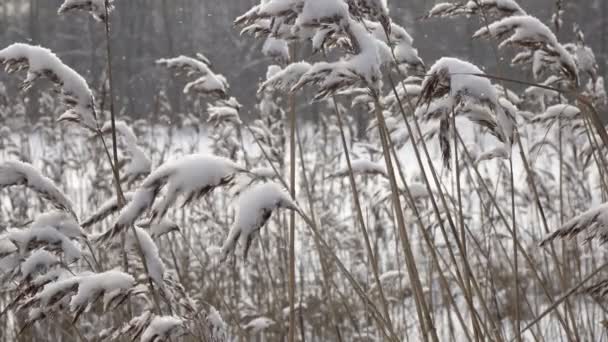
101 120 138 147
475 144 510 164
30 267 70 288
139 219 180 238
0 237 17 257
497 97 517 143
415 96 455 120
145 154 246 220
474 15 554 49
184 73 228 97
472 0 525 15
293 19 392 98
32 275 82 307
0 160 75 216
31 211 84 239
5 225 82 262
366 20 424 68
533 104 581 122
294 0 349 29
250 166 277 178
384 83 422 109
427 0 525 18
157 55 228 98
391 24 424 68
70 270 135 312
141 315 184 342
0 43 96 130
258 0 300 18
111 310 153 340
260 62 312 93
262 37 290 63
126 227 165 286
344 19 392 85
104 188 156 242
406 182 429 199
58 0 114 22
23 269 136 315
588 77 607 105
207 104 242 126
331 159 387 178
495 84 522 104
541 202 608 244
565 41 597 78
423 57 498 105
20 249 59 279
0 254 20 274
420 58 516 143
82 192 134 228
427 3 456 17
221 182 298 259
473 15 578 82
380 269 401 283
1 211 86 263
458 103 498 133
281 301 306 317
356 0 390 18
108 154 246 241
243 316 275 333
207 306 228 341
101 120 152 181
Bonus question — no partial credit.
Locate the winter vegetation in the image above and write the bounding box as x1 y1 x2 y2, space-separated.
1 0 608 341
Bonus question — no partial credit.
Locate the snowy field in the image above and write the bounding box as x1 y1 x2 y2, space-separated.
1 0 608 341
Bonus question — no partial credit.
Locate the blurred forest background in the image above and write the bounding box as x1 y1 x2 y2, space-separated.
0 0 606 124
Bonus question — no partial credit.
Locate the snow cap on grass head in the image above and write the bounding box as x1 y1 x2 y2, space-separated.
19 249 60 281
291 18 393 100
329 158 387 178
419 57 516 166
98 154 246 244
473 15 578 85
421 57 498 106
564 25 600 83
541 202 608 246
0 160 76 217
346 0 391 34
125 227 165 287
238 0 426 101
5 221 83 262
31 210 85 239
141 315 185 342
0 44 97 131
424 0 525 19
220 182 299 261
156 55 229 99
100 120 152 182
58 0 115 23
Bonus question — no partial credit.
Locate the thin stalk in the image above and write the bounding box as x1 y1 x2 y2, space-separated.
296 126 349 342
102 0 163 315
332 97 397 340
372 95 437 342
468 4 581 335
451 108 481 341
103 0 123 204
287 55 297 342
388 140 475 341
509 152 520 342
243 121 395 338
456 132 575 338
386 74 498 340
511 262 608 340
